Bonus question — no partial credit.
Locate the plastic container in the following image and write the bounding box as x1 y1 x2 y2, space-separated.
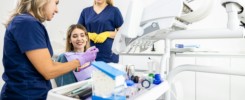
91 62 126 100
147 57 154 74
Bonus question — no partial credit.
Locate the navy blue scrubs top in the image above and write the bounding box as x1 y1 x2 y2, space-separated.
1 13 53 100
78 5 123 63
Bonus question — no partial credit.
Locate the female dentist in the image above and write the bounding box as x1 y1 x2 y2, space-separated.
1 0 98 99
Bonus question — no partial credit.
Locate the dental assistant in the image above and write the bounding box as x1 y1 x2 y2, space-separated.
78 0 124 63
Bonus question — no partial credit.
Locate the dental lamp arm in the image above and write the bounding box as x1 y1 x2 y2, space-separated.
221 0 245 29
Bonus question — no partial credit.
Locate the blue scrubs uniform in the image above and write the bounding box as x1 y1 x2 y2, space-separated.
78 5 124 63
1 13 53 100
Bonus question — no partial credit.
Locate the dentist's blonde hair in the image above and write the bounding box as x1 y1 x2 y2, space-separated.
94 0 113 6
5 0 50 27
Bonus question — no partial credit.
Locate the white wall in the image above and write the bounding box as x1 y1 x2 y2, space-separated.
0 0 17 91
46 0 93 55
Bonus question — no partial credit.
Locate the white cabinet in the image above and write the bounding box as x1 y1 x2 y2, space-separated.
173 56 196 100
195 56 230 100
119 54 162 71
230 57 245 100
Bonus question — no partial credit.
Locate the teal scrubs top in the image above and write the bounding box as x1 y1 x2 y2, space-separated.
54 53 77 87
1 13 53 100
78 5 124 63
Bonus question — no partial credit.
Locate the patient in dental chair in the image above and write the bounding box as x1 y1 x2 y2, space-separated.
55 24 97 87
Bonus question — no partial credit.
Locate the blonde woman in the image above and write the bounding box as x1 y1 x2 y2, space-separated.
55 24 95 87
78 0 123 63
1 0 98 99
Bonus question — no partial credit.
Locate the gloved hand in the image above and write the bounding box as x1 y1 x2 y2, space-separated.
88 32 98 42
77 46 99 66
64 52 83 61
64 46 99 66
94 31 110 43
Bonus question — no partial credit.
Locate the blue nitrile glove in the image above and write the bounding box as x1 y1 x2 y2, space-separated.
64 52 83 61
77 46 99 66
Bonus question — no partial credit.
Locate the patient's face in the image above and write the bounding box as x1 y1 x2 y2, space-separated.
70 28 88 52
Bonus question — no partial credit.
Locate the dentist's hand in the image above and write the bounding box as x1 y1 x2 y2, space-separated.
77 46 99 66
